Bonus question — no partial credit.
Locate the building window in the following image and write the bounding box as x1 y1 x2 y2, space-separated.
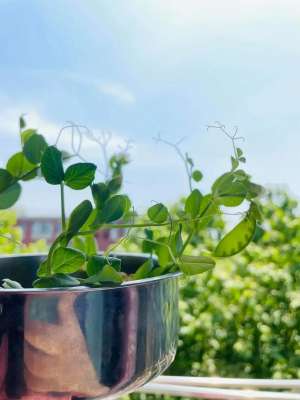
110 228 120 241
31 221 53 241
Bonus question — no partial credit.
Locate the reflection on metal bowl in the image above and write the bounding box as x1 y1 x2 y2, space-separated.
0 254 179 399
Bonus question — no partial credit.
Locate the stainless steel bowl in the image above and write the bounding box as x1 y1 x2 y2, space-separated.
0 254 179 400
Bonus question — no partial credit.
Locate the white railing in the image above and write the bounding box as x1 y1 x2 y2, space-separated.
137 376 300 400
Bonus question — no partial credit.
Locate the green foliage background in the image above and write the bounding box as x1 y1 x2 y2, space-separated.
128 191 300 392
0 210 47 254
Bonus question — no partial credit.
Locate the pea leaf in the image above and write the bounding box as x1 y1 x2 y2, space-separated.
52 247 85 274
179 255 215 275
6 152 37 180
132 258 154 280
171 225 183 255
249 201 263 222
67 200 93 236
86 255 121 276
185 189 202 218
0 182 21 209
199 194 217 216
33 274 80 288
37 259 48 277
23 133 48 164
212 172 247 207
94 195 128 224
2 278 23 289
20 128 36 145
142 228 155 253
237 147 243 157
214 215 256 257
64 163 96 190
0 169 14 192
19 115 26 130
73 234 98 256
107 175 122 194
83 265 123 285
192 170 203 182
41 146 64 184
91 182 110 209
147 203 168 223
246 182 264 199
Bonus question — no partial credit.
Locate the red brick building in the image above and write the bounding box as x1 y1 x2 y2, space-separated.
17 217 124 250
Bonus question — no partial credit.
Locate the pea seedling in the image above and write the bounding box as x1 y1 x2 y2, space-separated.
0 118 263 288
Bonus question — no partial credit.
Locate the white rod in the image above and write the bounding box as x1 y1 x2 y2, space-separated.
139 383 300 400
152 376 300 390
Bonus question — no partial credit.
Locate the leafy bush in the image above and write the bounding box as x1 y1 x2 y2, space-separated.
128 191 300 388
0 210 47 254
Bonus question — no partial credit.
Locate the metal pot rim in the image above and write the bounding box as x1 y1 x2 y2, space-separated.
0 252 181 293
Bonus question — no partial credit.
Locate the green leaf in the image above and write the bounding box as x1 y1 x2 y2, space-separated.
185 189 202 218
33 274 80 288
72 237 86 253
142 229 155 253
91 182 110 209
86 255 121 276
67 200 93 236
234 169 249 181
6 152 37 180
37 259 48 277
2 278 23 289
107 175 122 194
213 172 247 207
52 247 85 274
0 169 14 192
64 162 96 190
0 182 21 209
179 255 215 275
236 147 243 157
41 146 64 184
147 203 168 223
249 201 263 222
23 133 48 164
192 170 203 182
214 214 256 257
123 195 132 214
72 235 98 256
95 195 128 224
246 182 264 199
84 265 123 285
239 157 246 163
154 237 171 267
171 225 183 255
132 258 154 280
19 115 26 130
20 128 36 145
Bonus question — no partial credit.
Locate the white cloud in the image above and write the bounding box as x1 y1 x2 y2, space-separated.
62 72 136 105
0 104 60 139
97 82 136 104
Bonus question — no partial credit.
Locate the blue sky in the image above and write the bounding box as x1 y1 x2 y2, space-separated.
0 0 299 216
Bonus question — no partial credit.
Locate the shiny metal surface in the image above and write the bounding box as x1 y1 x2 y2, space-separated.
0 254 179 399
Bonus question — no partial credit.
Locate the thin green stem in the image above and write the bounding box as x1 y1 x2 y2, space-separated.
179 229 195 257
60 182 66 231
77 213 214 236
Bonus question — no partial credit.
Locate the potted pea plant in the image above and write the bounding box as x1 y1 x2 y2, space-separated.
0 118 262 399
